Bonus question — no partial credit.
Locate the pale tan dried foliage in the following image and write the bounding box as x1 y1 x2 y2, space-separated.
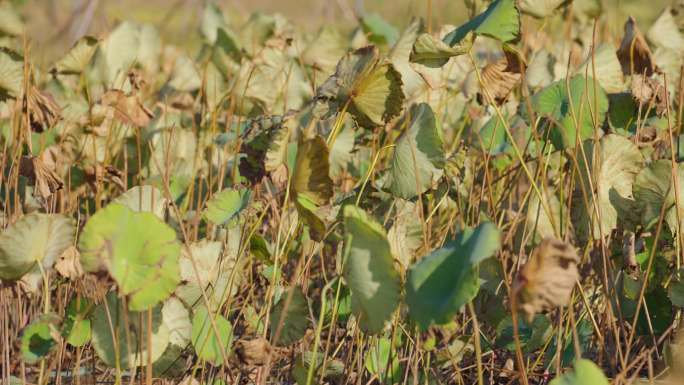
19 154 64 200
54 246 83 279
235 338 273 366
24 85 61 133
515 237 579 321
83 163 125 191
100 89 154 128
617 16 656 76
127 69 147 91
479 48 525 105
631 74 668 115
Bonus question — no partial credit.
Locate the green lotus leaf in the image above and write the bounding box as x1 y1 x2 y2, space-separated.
495 314 553 353
607 93 637 134
573 0 602 21
342 205 401 334
387 18 424 95
529 75 608 150
574 134 644 240
269 286 310 346
292 352 344 385
21 314 61 364
633 159 684 235
406 222 501 330
175 238 242 311
95 21 161 82
526 189 561 241
91 292 169 368
360 13 399 46
230 46 310 114
648 7 684 54
518 0 567 18
200 2 229 44
0 213 75 281
292 137 333 197
114 185 168 219
364 337 401 381
203 188 251 225
444 0 520 46
318 46 404 128
669 271 684 308
168 54 202 92
328 114 356 177
0 2 24 36
302 26 346 76
204 61 228 111
291 136 333 241
549 359 609 385
78 203 181 310
385 103 445 199
212 27 242 69
53 36 99 75
0 47 23 100
387 200 423 269
152 343 186 378
191 306 233 366
137 24 162 73
62 297 92 347
471 113 509 156
163 297 192 347
99 21 140 84
410 31 473 68
576 44 624 94
526 49 555 89
295 194 328 242
148 127 197 183
238 113 295 183
239 12 280 54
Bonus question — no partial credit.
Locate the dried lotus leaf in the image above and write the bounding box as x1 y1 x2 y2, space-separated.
54 246 83 279
235 337 273 366
25 86 62 133
631 74 667 115
479 47 524 104
19 155 64 201
515 237 579 321
100 89 154 128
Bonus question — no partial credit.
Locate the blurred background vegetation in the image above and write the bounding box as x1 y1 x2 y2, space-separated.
17 0 671 66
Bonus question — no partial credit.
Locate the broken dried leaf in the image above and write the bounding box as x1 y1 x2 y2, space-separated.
515 237 579 321
631 74 667 115
100 89 154 128
235 337 273 366
55 246 83 279
19 155 64 201
25 86 61 133
479 47 524 104
83 164 125 191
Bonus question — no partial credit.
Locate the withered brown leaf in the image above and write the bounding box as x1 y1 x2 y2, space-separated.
235 338 273 366
55 246 83 279
25 86 62 133
479 47 525 105
617 17 656 76
631 74 667 116
19 155 64 201
514 237 579 322
83 163 125 191
100 89 154 128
